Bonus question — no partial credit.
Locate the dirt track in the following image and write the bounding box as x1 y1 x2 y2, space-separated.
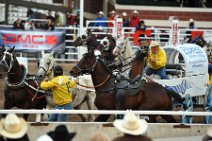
0 61 206 123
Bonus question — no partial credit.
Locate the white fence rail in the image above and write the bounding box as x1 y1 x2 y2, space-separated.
1 110 212 123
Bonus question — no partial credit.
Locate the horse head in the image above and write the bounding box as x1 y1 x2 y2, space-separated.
112 36 134 67
113 36 132 56
37 51 55 79
97 34 116 52
70 50 106 77
73 29 98 52
0 45 16 73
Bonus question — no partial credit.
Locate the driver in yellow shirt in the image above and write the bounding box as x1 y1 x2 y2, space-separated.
40 65 75 121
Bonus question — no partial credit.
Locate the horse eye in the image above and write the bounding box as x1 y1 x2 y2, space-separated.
103 41 107 45
82 35 87 39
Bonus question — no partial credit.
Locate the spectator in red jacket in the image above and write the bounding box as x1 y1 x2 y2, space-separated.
108 10 116 27
129 10 140 27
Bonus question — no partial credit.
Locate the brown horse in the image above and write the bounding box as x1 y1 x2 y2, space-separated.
0 45 47 120
73 29 99 53
70 50 181 122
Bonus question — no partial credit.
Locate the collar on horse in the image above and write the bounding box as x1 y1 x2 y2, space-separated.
74 55 112 88
5 65 27 88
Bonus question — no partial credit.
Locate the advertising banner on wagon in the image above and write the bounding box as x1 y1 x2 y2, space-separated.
0 30 66 52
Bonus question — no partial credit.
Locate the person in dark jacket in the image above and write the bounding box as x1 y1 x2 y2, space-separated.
13 18 24 30
44 18 55 31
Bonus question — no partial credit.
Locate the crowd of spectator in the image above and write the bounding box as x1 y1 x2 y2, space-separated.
1 112 211 141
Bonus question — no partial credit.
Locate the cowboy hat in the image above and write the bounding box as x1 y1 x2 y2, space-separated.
207 126 212 137
189 18 194 23
109 10 116 15
113 112 148 135
36 134 53 141
98 11 104 15
122 12 127 17
150 41 160 48
132 10 138 14
48 125 76 141
0 113 28 139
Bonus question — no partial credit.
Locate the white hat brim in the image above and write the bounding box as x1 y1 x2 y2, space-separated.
207 126 212 137
0 118 28 139
113 119 148 135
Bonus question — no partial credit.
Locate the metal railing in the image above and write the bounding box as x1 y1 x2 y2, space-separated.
1 109 212 123
1 23 212 62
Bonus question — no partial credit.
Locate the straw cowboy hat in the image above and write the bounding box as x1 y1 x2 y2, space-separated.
150 41 160 48
48 125 76 141
0 113 28 139
113 112 148 135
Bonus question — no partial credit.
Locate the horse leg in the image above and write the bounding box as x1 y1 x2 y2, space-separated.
94 115 111 122
74 104 87 122
86 91 96 121
2 99 13 118
148 116 157 123
72 89 87 121
160 115 178 123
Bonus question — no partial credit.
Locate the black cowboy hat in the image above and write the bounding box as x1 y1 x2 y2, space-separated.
53 65 63 76
48 125 76 141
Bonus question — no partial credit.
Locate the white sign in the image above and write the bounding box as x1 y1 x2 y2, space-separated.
115 18 123 37
171 20 178 46
164 44 208 76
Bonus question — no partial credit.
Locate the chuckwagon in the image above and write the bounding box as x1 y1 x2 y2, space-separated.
153 43 210 123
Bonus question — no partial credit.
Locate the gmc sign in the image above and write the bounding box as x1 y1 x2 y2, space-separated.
0 30 66 51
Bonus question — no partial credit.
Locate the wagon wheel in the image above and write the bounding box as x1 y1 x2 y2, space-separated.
204 85 212 124
182 94 193 124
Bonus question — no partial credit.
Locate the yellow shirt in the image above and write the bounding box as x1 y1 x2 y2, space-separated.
40 75 75 105
209 74 212 85
146 47 167 70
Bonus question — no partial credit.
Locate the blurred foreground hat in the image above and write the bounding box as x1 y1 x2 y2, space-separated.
36 134 53 141
48 125 76 141
0 113 28 139
90 132 110 141
150 41 160 48
113 112 148 135
207 126 212 137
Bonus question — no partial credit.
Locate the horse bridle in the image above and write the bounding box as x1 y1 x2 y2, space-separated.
73 54 111 88
0 50 15 72
100 38 110 51
74 55 99 75
39 59 54 77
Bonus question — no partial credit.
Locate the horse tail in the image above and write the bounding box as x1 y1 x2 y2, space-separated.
166 89 184 103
